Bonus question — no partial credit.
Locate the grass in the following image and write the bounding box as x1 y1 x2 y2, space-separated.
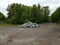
0 23 15 27
56 23 60 26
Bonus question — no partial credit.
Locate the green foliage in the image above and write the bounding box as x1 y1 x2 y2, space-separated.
7 3 50 24
1 3 60 24
51 7 60 23
0 12 6 23
30 4 38 23
42 6 50 22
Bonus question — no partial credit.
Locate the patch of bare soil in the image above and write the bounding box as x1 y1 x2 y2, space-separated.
0 23 60 45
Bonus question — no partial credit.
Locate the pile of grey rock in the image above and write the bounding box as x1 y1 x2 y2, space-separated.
20 21 39 28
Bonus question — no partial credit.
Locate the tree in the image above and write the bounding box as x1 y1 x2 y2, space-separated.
7 3 23 24
30 4 42 23
37 4 43 23
7 3 31 24
7 3 50 24
0 12 6 23
42 6 50 22
51 7 60 23
30 4 38 22
7 3 22 19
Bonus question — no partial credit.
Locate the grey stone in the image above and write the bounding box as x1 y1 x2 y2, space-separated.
20 21 39 28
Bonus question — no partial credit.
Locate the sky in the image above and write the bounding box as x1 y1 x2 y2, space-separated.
0 0 60 16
